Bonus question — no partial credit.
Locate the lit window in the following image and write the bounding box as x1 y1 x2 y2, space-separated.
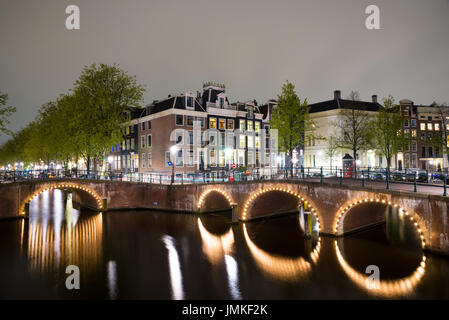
239 119 246 131
239 135 246 148
427 123 433 130
248 136 254 148
411 129 417 137
187 116 194 126
219 119 226 130
227 119 234 130
435 123 440 131
247 122 253 132
420 123 426 131
255 136 261 148
209 118 217 129
255 122 260 133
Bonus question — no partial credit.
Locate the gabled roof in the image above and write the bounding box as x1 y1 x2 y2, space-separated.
308 98 382 113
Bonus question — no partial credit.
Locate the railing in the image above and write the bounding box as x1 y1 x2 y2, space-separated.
1 166 448 196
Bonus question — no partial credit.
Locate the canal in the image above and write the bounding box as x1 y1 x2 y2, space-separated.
1 189 449 299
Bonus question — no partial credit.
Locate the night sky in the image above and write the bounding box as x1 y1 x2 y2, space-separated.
1 0 448 144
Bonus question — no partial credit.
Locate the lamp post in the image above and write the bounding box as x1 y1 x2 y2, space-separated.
170 145 178 185
225 147 232 181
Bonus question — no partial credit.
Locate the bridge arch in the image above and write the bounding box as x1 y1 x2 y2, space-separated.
197 187 234 212
333 197 427 249
20 182 104 215
241 186 321 231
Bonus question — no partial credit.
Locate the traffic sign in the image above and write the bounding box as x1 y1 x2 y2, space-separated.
167 161 172 166
232 163 236 168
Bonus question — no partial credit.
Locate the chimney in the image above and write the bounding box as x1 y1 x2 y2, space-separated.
334 90 341 100
372 95 378 103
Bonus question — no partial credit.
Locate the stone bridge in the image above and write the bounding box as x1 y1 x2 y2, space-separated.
1 179 449 255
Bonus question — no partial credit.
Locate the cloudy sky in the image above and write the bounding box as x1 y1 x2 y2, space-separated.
1 0 448 143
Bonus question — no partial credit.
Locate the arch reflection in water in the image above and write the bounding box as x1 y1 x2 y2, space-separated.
334 240 426 297
26 190 103 275
242 219 320 282
197 217 242 299
197 217 235 265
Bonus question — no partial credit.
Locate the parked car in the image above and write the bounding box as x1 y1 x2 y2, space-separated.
369 173 384 181
391 172 405 181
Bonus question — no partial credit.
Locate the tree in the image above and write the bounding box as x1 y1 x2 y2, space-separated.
325 135 339 169
334 92 373 173
0 91 16 137
270 81 315 175
70 63 145 173
347 90 361 101
370 95 407 171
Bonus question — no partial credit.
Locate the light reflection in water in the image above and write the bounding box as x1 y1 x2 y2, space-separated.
197 218 234 265
107 260 118 300
224 255 242 300
242 223 315 282
334 240 426 297
161 235 185 300
27 189 103 275
197 217 241 299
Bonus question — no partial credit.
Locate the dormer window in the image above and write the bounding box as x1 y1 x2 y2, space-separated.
185 92 195 110
219 98 224 109
248 106 254 119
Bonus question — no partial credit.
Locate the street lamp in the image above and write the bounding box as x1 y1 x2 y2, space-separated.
170 145 179 185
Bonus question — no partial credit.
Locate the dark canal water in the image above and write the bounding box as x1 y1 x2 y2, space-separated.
1 189 449 299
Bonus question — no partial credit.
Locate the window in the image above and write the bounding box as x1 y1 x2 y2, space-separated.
209 131 217 146
428 116 432 121
147 120 151 130
412 154 417 168
248 108 254 119
226 133 234 148
420 133 425 141
188 131 193 145
411 119 416 127
429 147 433 158
411 129 417 137
412 142 417 152
141 136 146 148
176 150 183 166
247 136 254 148
219 150 225 166
219 97 224 109
198 117 205 128
131 138 135 150
210 150 216 166
187 116 194 126
427 123 433 131
265 125 270 135
239 119 246 131
404 119 409 127
239 135 246 148
255 136 261 149
255 122 260 133
422 147 426 158
187 96 194 108
175 130 183 145
148 153 152 168
436 147 441 158
435 123 440 131
218 118 226 130
227 119 234 130
187 150 194 166
141 153 146 168
247 121 253 132
209 118 217 129
220 132 225 146
176 115 184 126
420 123 426 131
266 137 270 148
142 122 146 131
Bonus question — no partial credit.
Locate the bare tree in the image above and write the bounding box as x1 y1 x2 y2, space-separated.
325 135 339 170
334 92 373 174
347 90 361 101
